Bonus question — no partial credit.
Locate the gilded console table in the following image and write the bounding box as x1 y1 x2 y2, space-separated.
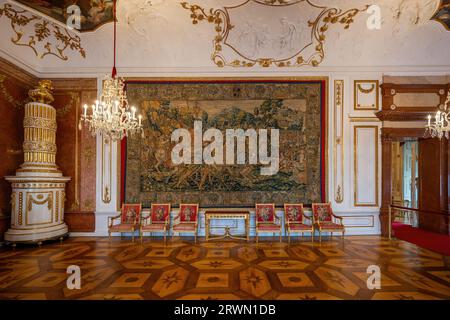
204 210 250 242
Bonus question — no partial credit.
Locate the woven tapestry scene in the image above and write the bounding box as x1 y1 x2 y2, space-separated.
124 81 324 207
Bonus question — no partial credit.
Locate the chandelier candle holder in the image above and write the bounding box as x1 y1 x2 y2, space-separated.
425 89 450 139
78 0 143 142
4 80 71 246
79 75 144 141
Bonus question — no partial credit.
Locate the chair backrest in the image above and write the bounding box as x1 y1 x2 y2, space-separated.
151 203 171 223
179 204 199 223
121 204 142 224
312 203 333 223
255 203 276 223
284 204 304 223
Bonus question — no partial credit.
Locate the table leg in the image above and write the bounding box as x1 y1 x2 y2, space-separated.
205 217 209 241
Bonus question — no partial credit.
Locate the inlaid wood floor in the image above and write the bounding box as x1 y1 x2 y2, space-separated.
0 236 449 300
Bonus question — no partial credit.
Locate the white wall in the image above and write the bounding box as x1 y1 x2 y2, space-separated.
2 0 448 236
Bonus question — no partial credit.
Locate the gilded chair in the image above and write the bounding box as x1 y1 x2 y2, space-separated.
312 203 345 243
140 203 171 243
172 204 199 243
284 203 314 244
108 204 142 242
255 203 282 244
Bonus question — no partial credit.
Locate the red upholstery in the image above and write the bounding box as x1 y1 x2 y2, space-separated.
319 222 344 230
284 204 304 223
312 203 333 223
257 223 281 231
179 204 198 222
151 204 170 223
141 224 166 232
109 223 136 232
289 223 312 231
120 204 142 224
256 204 276 223
173 223 197 231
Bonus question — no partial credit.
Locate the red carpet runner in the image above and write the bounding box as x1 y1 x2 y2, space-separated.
392 222 450 256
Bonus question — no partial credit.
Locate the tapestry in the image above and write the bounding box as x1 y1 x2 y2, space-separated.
124 80 326 207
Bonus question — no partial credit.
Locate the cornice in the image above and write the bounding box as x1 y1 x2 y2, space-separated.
0 56 38 86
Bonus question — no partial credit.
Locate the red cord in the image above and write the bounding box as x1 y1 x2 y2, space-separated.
112 0 117 78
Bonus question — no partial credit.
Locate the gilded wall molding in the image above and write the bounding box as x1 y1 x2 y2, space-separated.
333 80 344 203
181 0 367 68
0 3 86 61
353 125 379 207
0 73 28 109
354 80 379 111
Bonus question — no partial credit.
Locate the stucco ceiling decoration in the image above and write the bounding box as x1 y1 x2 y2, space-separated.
431 0 450 30
181 0 368 68
0 3 86 61
10 0 114 32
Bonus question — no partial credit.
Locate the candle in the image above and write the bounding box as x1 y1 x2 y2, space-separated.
83 104 87 117
131 106 136 119
138 114 142 126
428 115 431 127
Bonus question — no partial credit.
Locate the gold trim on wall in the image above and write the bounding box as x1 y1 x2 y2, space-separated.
353 125 379 207
354 80 379 111
0 3 86 61
101 135 112 204
333 80 344 203
340 215 375 228
180 1 367 68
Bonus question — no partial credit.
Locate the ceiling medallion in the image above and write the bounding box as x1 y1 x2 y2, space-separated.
0 3 85 61
181 0 367 68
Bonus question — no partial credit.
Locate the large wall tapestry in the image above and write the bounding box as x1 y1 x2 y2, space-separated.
180 0 367 68
123 79 326 207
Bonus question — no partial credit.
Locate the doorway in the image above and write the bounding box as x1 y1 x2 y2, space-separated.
392 140 419 227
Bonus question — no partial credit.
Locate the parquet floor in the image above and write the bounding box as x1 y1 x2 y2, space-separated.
0 236 449 300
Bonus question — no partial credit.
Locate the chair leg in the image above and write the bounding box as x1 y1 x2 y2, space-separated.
311 231 314 243
331 232 333 240
256 232 259 245
194 233 197 244
164 231 166 244
141 232 143 244
108 231 111 242
319 230 322 244
288 232 291 244
279 232 281 243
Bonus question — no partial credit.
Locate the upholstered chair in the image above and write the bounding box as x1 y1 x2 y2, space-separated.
140 203 171 243
108 204 142 242
284 203 314 244
312 203 345 243
255 203 282 244
172 204 199 243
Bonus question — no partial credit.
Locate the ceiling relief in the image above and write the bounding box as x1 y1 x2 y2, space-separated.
0 3 85 61
11 0 114 32
431 0 450 30
180 0 368 68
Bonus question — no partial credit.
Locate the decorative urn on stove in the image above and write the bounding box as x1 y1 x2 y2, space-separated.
4 80 71 246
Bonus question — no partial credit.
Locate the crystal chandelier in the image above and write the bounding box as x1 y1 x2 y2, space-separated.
425 89 450 139
79 0 143 141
